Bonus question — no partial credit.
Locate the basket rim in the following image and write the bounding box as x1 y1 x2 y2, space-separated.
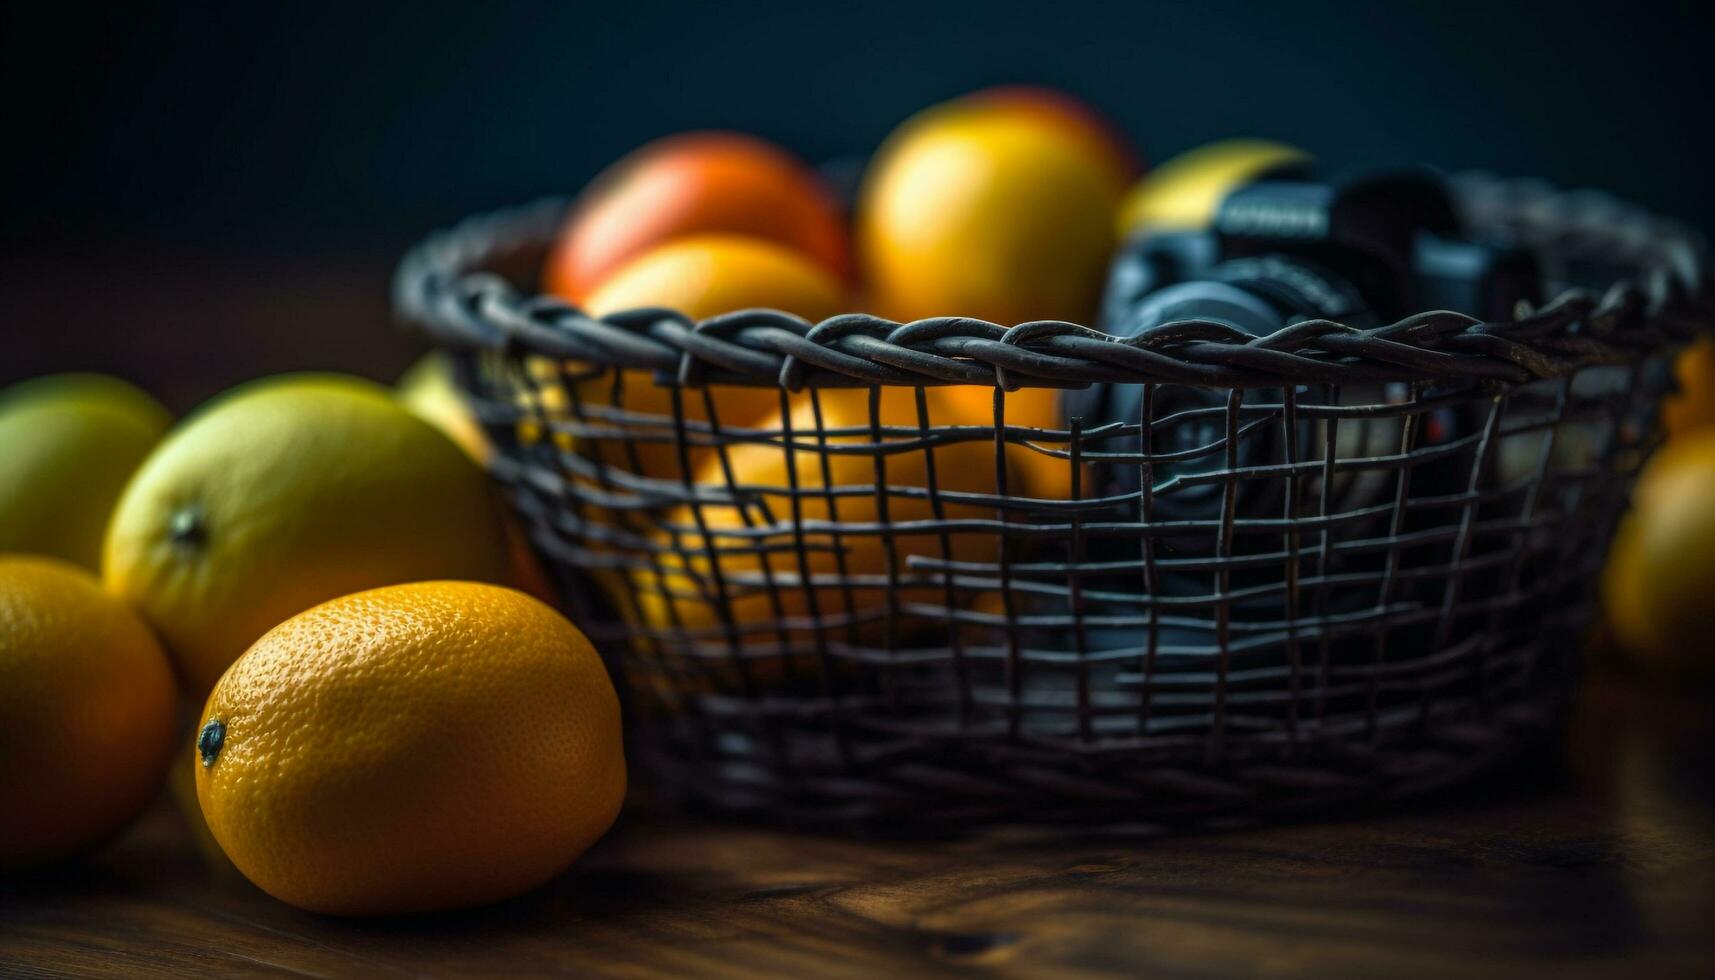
393 173 1713 392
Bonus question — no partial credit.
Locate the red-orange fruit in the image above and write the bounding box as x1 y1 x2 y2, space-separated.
544 132 851 302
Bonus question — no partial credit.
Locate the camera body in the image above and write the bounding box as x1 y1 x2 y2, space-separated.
1101 170 1538 329
1069 169 1542 524
1059 169 1545 658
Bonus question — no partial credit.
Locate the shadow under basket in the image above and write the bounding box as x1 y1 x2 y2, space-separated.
395 174 1713 831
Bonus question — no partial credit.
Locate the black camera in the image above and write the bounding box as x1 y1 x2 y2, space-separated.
1058 166 1547 669
1068 169 1542 531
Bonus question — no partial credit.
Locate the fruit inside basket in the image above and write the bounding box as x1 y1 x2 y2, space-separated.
395 89 1712 829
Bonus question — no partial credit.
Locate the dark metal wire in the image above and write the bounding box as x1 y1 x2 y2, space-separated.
395 175 1712 830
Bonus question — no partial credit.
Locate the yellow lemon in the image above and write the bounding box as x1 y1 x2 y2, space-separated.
0 374 172 570
1601 431 1715 673
397 351 490 463
195 581 624 915
104 374 512 696
0 555 176 868
1116 138 1311 237
394 354 558 602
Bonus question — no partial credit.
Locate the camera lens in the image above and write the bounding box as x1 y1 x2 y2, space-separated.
1072 245 1372 531
1086 280 1283 524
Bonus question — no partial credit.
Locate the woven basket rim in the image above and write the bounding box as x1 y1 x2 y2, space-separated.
394 173 1714 393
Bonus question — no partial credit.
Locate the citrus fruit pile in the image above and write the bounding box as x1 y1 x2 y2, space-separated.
3 85 1702 917
0 371 623 914
517 87 1156 652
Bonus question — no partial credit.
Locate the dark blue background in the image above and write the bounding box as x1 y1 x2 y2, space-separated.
6 0 1713 249
2 0 1710 403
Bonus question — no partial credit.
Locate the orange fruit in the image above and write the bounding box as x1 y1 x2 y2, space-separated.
104 375 514 696
1663 336 1715 436
544 131 850 301
0 556 176 868
931 384 1077 501
194 581 625 916
858 90 1130 327
633 386 1009 657
582 232 848 324
547 234 845 484
963 85 1141 191
1601 430 1715 673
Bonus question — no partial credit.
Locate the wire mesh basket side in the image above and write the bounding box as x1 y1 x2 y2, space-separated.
459 346 1671 824
397 174 1712 827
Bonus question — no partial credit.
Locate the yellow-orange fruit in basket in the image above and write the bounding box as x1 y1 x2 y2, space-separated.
1662 336 1715 436
915 137 1309 503
930 383 1078 502
857 87 1133 328
538 234 847 484
631 386 1010 662
584 233 848 325
962 85 1141 192
544 131 851 301
1601 430 1715 674
0 556 176 868
194 581 624 915
1116 138 1311 237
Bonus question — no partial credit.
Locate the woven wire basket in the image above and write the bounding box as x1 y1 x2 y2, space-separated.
396 174 1712 830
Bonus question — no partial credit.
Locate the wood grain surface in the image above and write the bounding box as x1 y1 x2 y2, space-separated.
3 676 1712 979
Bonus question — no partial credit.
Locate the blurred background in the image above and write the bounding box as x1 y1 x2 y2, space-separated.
4 0 1712 411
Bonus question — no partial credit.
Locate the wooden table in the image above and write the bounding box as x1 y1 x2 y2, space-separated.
3 675 1711 978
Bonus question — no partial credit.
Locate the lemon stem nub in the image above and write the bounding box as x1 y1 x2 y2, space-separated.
198 719 225 768
169 505 206 550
